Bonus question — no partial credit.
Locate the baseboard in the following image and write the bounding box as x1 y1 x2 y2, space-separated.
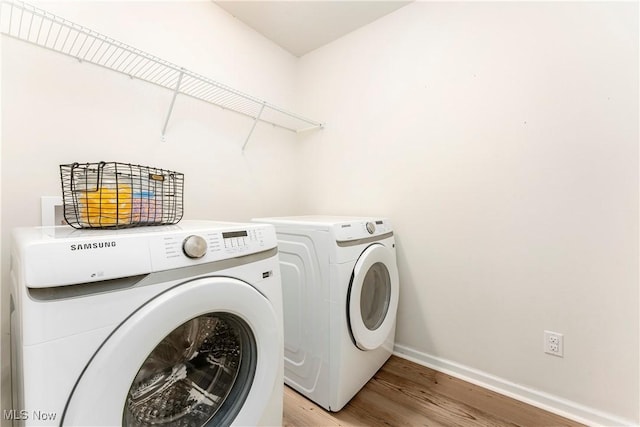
393 344 637 427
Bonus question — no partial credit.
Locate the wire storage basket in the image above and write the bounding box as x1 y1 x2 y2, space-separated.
60 162 184 229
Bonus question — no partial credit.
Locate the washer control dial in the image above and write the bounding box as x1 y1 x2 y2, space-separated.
183 235 207 259
366 222 376 234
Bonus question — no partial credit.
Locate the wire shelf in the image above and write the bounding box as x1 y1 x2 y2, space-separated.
0 0 323 143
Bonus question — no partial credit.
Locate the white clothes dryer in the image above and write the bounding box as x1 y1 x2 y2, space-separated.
252 216 399 412
9 220 283 427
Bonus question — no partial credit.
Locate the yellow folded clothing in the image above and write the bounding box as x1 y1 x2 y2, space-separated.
79 185 132 226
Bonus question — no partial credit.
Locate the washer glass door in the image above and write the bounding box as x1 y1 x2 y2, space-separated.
348 243 399 351
61 277 281 427
124 312 255 426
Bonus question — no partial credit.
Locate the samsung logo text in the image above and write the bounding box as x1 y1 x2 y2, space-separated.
70 241 117 251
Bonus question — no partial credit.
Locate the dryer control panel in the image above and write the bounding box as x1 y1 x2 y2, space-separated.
333 219 393 242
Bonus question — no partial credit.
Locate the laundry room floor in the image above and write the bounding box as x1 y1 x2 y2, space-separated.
283 356 585 426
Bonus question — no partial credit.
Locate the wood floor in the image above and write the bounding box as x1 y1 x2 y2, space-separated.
283 356 584 427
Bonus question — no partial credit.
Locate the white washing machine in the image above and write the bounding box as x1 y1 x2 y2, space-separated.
9 220 283 426
252 216 399 412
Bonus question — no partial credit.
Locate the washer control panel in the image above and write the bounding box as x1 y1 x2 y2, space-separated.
15 221 278 288
152 224 275 269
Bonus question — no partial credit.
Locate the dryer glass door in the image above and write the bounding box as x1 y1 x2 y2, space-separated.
61 277 281 427
360 262 392 330
348 244 399 351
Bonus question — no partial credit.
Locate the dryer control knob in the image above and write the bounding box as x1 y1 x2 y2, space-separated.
366 222 376 234
183 235 207 259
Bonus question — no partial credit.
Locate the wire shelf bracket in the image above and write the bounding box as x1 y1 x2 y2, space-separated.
161 69 184 142
242 102 266 151
0 0 324 149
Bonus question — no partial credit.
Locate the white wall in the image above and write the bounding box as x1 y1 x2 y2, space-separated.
1 1 638 425
297 1 639 425
0 0 304 418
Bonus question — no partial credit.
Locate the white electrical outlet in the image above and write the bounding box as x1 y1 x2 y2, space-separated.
544 330 564 357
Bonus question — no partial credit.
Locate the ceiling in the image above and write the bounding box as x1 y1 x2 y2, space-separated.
213 1 412 57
